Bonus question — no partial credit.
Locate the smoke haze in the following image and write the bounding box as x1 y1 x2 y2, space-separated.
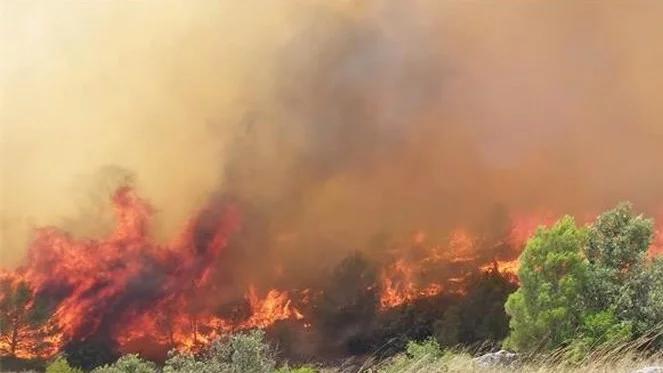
3 0 663 267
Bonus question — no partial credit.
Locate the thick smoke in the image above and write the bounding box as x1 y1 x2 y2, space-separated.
3 0 663 269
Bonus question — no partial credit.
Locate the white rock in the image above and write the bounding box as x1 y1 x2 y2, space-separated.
473 350 519 368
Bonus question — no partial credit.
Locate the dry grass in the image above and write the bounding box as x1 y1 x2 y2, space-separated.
359 351 663 373
349 333 663 373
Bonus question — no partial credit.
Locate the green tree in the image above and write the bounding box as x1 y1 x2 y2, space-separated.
584 203 654 317
504 216 588 351
0 278 52 356
585 203 653 272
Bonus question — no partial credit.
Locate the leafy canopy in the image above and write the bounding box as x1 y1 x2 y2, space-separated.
505 203 663 353
504 216 588 351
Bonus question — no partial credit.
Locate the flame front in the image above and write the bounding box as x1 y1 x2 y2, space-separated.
4 187 662 360
0 187 304 358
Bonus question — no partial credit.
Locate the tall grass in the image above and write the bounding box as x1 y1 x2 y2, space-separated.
360 332 663 373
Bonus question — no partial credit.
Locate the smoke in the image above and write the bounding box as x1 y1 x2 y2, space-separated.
3 0 663 268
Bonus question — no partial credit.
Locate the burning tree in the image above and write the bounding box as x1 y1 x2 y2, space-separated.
0 277 55 357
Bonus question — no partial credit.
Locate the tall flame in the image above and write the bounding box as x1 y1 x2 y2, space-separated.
3 187 662 360
0 187 303 358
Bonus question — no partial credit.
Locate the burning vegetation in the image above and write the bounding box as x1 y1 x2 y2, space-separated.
0 185 532 366
4 1 663 371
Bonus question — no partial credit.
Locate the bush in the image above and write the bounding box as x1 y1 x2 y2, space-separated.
162 351 216 373
584 203 653 317
91 354 157 373
164 329 276 373
46 357 83 373
434 270 517 348
375 339 471 373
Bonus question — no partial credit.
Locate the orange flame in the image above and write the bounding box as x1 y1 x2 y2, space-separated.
0 187 305 358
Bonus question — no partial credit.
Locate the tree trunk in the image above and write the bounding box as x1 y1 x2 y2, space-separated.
9 320 18 356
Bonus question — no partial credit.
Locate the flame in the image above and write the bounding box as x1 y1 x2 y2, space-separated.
375 214 566 310
378 226 519 310
115 286 303 353
0 187 304 358
379 259 445 310
5 187 661 359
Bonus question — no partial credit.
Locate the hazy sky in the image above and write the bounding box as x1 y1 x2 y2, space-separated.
3 1 663 267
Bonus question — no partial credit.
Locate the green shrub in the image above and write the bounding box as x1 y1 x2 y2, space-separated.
163 350 217 373
91 354 157 373
164 329 276 373
504 216 588 351
46 357 83 373
376 338 452 373
505 203 663 353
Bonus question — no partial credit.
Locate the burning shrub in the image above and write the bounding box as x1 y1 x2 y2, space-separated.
0 277 55 357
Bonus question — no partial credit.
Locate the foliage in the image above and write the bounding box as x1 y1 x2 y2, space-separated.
405 338 444 361
63 337 118 371
566 310 632 361
375 339 470 373
162 351 215 373
584 203 654 315
504 216 588 351
580 204 662 348
434 306 461 347
315 251 379 355
640 258 663 330
0 279 53 356
435 270 517 348
505 203 663 354
46 357 83 373
91 354 157 373
164 329 276 373
585 203 653 272
0 356 45 372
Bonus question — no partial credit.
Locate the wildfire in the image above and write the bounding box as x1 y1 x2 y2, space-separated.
379 259 445 310
377 224 528 310
12 188 659 360
0 187 305 359
115 286 303 354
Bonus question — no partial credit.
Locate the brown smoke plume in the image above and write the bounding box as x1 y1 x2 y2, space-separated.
3 0 663 269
